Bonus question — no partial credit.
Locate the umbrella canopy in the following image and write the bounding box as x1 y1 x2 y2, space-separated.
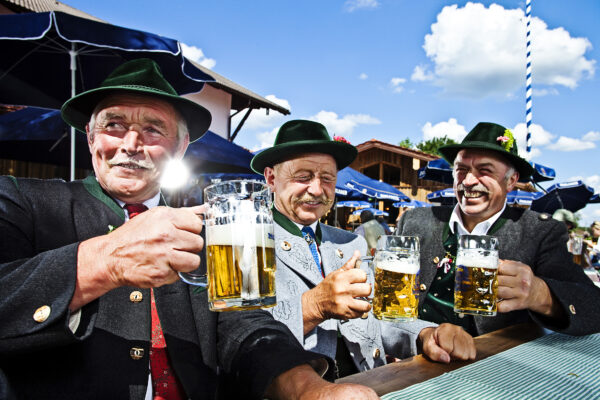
184 131 254 173
351 207 389 217
418 158 454 184
0 107 91 169
506 190 542 207
337 167 410 202
427 188 457 206
530 181 595 214
392 200 432 208
336 200 372 208
418 158 556 183
0 11 214 179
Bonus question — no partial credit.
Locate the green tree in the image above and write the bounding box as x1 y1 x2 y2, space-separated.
416 136 457 155
398 137 414 149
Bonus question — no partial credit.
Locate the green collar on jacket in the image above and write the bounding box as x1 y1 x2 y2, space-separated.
272 207 322 245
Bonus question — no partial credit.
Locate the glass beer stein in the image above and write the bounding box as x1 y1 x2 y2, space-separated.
372 235 420 322
179 180 276 311
453 234 499 316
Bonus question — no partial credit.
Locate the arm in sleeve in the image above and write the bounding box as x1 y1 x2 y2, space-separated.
216 310 331 399
0 177 96 354
530 221 600 335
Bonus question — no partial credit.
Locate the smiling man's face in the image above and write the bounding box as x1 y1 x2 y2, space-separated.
264 153 337 225
453 149 518 230
86 93 188 203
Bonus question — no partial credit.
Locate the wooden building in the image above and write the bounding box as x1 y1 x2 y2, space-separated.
349 139 450 223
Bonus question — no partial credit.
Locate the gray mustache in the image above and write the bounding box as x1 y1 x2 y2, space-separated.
456 183 489 194
107 156 155 170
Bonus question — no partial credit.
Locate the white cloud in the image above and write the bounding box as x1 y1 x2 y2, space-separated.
231 94 291 131
181 43 216 69
422 118 467 142
583 175 600 193
511 123 555 158
359 73 368 80
251 126 279 152
411 65 434 82
344 0 379 12
532 88 559 97
582 131 600 142
422 3 595 97
308 110 380 137
547 136 595 151
390 77 406 93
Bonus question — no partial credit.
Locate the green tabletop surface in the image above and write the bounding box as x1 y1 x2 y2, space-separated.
382 332 600 400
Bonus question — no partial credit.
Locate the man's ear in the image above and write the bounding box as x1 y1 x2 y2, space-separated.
506 170 519 191
264 167 275 189
85 123 93 151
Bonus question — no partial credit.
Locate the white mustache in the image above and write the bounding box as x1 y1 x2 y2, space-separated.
107 155 155 170
297 195 333 206
457 183 489 194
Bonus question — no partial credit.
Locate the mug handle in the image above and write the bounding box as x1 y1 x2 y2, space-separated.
179 207 208 286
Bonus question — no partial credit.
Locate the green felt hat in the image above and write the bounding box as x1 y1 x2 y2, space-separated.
438 122 534 180
250 119 357 174
61 58 211 142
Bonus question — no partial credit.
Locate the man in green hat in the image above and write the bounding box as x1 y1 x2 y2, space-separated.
0 59 369 399
397 122 600 338
251 120 476 379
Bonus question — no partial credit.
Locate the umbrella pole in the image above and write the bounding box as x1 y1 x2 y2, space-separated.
70 43 77 181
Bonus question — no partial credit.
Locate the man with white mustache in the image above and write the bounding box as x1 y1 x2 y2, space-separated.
397 122 600 337
0 60 379 400
251 120 476 383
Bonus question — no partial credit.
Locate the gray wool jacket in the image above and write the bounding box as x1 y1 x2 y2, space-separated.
396 206 600 336
269 217 435 374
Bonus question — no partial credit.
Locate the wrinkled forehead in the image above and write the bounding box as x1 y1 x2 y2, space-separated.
93 93 180 122
454 149 514 170
275 153 338 174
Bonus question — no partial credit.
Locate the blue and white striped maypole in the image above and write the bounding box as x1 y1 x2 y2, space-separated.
525 0 533 154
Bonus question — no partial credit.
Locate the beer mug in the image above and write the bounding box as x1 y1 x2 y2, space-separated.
179 180 276 312
372 235 420 322
569 234 583 265
453 235 499 316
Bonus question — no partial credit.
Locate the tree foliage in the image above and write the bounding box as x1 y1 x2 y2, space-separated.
398 136 457 155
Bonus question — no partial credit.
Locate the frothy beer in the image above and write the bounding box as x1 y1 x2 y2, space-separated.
372 255 419 322
206 223 276 311
454 251 498 316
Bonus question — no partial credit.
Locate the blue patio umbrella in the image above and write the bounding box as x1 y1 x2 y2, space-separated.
589 193 600 204
351 207 389 217
427 188 457 206
337 167 410 202
185 131 254 173
0 11 214 179
506 190 542 207
418 158 555 183
418 158 454 184
336 200 372 208
530 181 595 214
392 200 432 208
0 107 91 169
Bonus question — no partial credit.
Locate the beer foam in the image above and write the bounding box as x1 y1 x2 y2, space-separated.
456 252 498 269
376 259 419 274
207 224 275 247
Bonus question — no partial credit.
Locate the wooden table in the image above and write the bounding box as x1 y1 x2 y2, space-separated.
336 323 546 396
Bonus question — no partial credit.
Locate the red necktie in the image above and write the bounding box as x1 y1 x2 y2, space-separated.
124 204 185 400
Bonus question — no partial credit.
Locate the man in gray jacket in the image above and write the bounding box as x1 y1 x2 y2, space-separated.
397 122 600 337
251 120 476 379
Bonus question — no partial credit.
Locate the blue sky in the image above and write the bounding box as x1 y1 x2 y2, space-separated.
65 0 600 224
